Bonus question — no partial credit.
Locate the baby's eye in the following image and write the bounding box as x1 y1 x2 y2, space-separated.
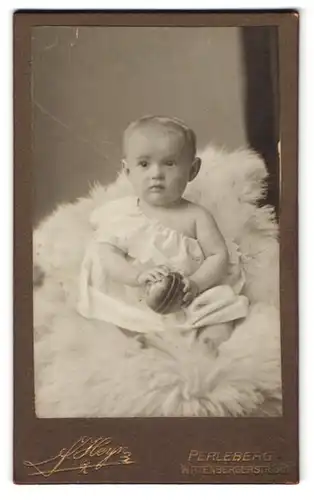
138 160 149 168
165 160 175 166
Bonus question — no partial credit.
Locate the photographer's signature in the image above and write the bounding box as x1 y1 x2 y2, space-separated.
23 436 136 476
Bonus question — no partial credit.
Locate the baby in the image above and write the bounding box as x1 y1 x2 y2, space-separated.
78 116 248 354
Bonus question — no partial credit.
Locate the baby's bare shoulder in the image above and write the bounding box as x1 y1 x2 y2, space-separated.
185 201 226 248
184 200 214 222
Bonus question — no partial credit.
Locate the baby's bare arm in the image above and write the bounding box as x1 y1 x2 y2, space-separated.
189 206 229 293
98 244 169 287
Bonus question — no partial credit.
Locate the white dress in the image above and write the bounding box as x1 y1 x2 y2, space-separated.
77 196 249 336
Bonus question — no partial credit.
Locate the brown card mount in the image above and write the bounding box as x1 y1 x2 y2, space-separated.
14 10 298 484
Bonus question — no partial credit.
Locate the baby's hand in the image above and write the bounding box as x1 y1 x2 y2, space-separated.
181 277 199 307
137 265 171 286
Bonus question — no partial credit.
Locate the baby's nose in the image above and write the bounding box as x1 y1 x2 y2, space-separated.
150 163 164 178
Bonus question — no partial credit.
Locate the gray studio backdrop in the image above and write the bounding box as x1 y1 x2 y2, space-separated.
32 27 248 225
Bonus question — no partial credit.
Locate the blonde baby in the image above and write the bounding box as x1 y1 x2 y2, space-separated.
78 116 248 354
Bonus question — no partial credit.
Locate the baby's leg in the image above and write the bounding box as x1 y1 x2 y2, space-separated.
198 322 233 356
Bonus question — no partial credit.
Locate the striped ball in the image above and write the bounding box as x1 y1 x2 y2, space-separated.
145 272 185 315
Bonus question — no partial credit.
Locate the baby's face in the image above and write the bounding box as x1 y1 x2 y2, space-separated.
123 124 199 207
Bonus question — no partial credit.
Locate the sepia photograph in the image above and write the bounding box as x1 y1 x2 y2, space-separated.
31 24 282 418
13 9 301 485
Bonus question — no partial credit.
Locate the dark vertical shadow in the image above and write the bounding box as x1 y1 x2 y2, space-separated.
241 27 279 215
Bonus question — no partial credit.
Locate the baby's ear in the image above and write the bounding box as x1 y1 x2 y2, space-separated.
122 159 129 175
189 157 201 181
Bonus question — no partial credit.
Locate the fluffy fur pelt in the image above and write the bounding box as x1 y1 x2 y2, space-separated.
33 145 282 417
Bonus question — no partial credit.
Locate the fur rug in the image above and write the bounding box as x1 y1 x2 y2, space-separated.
33 145 282 417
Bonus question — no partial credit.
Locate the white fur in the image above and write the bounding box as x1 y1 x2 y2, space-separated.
33 145 281 417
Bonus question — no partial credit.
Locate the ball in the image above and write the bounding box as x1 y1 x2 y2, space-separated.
145 272 185 315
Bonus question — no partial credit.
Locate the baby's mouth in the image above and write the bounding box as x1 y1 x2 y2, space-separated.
149 184 164 191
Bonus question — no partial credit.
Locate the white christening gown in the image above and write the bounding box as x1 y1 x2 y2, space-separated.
77 196 248 339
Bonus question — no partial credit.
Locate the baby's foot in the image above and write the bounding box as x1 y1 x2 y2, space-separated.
135 334 149 349
199 337 219 358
